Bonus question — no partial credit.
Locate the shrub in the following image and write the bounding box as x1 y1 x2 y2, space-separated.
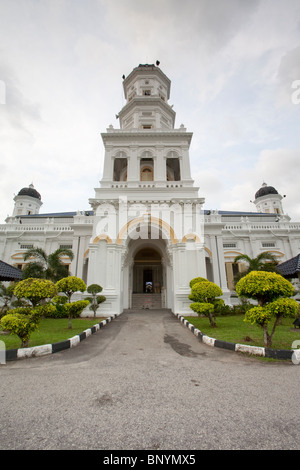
55 277 87 328
236 270 298 346
189 277 209 288
0 278 57 347
56 276 86 302
48 295 69 318
65 300 89 323
1 306 45 348
189 280 223 327
14 278 58 307
189 302 214 316
189 281 223 304
235 271 295 306
87 284 106 317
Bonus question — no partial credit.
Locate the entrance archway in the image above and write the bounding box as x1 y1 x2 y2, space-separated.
133 247 162 294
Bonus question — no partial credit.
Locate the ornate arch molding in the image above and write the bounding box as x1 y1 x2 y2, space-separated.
116 216 178 246
92 234 113 244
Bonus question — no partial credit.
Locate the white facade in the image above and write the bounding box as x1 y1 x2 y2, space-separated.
1 64 300 315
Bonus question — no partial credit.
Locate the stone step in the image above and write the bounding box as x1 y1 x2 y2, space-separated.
131 293 162 310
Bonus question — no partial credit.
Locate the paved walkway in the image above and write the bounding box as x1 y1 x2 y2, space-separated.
0 309 299 450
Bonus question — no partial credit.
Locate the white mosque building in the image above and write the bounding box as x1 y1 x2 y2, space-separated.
1 63 300 315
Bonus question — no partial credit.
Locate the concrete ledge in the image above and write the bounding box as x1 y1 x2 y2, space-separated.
4 314 120 362
175 313 298 361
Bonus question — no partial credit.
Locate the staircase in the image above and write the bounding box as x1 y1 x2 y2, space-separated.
131 293 162 310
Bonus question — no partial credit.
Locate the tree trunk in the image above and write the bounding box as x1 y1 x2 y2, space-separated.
208 313 217 328
21 338 29 348
263 325 272 347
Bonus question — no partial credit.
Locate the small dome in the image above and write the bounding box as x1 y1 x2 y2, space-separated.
255 182 278 200
17 184 41 200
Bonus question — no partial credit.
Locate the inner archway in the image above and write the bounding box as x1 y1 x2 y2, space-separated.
133 247 162 294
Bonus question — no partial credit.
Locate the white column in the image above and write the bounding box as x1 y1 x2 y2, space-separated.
127 146 138 181
102 147 114 181
180 146 192 181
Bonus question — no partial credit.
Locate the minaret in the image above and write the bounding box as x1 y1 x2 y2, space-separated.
88 63 206 314
12 184 43 217
254 182 284 215
97 63 195 190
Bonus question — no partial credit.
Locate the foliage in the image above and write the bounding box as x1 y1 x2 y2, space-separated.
55 276 87 328
56 276 86 302
265 297 299 318
48 295 69 318
236 270 298 346
235 271 295 306
233 252 279 282
189 277 209 288
189 302 214 316
189 281 223 303
14 278 58 306
0 278 57 347
22 247 74 282
189 279 223 327
87 284 106 317
65 300 89 322
0 303 52 348
87 284 103 295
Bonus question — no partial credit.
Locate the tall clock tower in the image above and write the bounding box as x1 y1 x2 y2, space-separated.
87 64 206 314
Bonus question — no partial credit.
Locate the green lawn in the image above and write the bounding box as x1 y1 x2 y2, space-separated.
0 317 105 350
184 315 300 350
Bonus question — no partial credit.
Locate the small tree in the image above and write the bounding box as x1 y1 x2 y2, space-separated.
14 278 58 307
56 276 86 302
55 276 87 328
235 271 299 347
0 278 57 347
189 279 223 327
87 284 106 318
65 300 89 326
1 310 41 348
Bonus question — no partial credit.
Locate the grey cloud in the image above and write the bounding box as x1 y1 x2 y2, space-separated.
276 46 300 105
0 62 41 136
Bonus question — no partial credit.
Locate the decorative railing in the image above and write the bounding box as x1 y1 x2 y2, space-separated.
0 224 73 232
223 223 300 231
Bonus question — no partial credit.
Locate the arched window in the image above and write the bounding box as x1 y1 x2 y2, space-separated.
140 154 154 181
141 167 153 181
113 157 127 181
166 157 180 181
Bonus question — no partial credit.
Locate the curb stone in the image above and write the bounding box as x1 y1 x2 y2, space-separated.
4 314 120 362
174 313 300 362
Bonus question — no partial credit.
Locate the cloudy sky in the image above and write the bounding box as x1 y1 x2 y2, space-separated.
0 0 300 223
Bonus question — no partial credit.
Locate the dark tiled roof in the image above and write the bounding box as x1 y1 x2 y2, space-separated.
277 254 300 277
0 260 23 281
21 211 93 218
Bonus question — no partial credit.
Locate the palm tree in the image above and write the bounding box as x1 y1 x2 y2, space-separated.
233 251 279 281
22 247 74 282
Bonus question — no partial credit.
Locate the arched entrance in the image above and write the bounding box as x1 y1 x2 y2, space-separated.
130 246 164 309
133 247 162 294
119 218 174 311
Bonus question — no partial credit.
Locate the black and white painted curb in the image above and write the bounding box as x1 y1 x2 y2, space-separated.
3 311 300 363
174 313 300 363
4 314 120 362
